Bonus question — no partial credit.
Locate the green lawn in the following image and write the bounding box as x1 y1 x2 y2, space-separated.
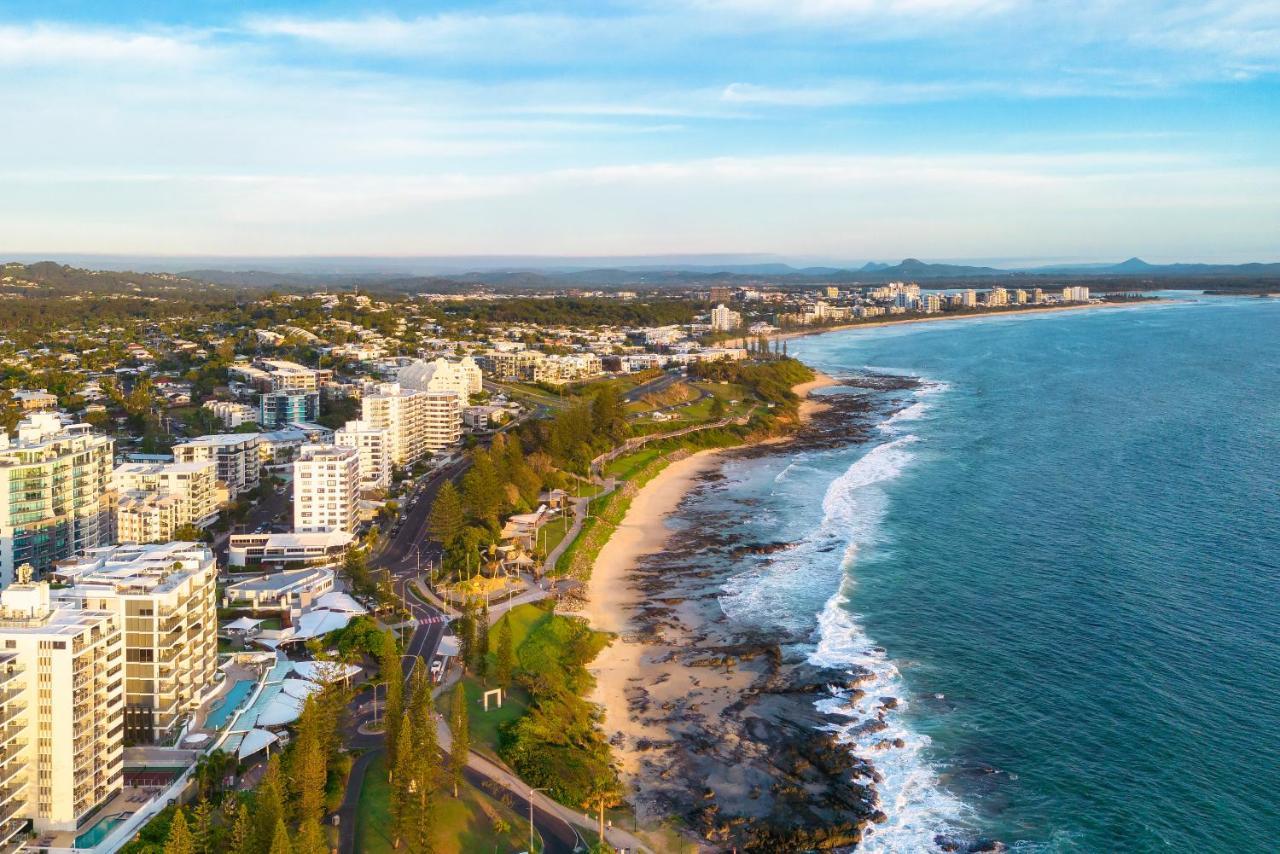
355 754 534 854
604 446 662 480
437 605 549 759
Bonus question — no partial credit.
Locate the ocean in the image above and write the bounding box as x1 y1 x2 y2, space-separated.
690 296 1280 852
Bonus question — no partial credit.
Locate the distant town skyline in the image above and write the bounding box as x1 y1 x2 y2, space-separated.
2 0 1277 259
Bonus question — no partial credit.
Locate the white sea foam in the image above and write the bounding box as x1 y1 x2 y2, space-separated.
725 378 969 851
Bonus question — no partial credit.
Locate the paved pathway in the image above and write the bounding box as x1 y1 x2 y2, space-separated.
543 478 617 574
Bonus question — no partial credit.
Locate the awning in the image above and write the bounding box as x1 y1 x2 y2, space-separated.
437 635 460 657
292 660 361 683
224 617 264 631
237 728 279 759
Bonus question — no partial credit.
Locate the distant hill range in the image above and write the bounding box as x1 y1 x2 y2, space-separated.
5 254 1280 296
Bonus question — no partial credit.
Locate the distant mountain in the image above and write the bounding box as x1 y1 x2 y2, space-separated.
1029 257 1280 276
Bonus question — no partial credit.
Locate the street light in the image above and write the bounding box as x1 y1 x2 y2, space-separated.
529 787 550 854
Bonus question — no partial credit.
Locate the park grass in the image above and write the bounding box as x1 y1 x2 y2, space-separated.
439 678 532 763
437 604 548 760
603 446 662 480
354 755 532 854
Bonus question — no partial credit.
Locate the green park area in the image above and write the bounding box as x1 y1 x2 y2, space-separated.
355 754 532 854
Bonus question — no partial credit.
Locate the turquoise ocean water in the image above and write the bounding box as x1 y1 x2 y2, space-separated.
698 296 1280 852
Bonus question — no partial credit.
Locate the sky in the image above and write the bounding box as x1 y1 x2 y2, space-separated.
1 0 1278 264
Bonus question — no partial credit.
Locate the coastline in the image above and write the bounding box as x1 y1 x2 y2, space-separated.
583 371 844 818
728 298 1161 348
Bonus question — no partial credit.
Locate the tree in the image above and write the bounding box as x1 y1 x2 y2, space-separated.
291 696 329 825
494 616 515 687
474 604 491 681
461 449 502 526
190 799 214 854
163 808 194 854
254 756 286 853
380 631 404 775
709 395 727 419
267 817 292 854
407 659 439 852
295 816 328 854
343 547 373 596
427 482 464 547
449 681 470 798
390 714 417 848
226 798 253 854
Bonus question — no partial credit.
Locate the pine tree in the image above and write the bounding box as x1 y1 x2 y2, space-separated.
448 681 470 798
295 816 328 854
190 799 214 854
495 616 514 687
292 696 328 825
461 450 502 525
427 482 465 547
456 599 476 672
226 799 253 854
475 604 490 681
254 756 286 853
380 630 404 775
390 714 416 849
267 817 292 854
164 808 195 854
408 660 440 853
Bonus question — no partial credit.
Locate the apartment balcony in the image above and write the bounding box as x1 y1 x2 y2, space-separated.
0 705 23 734
0 818 28 854
0 795 23 830
0 760 23 793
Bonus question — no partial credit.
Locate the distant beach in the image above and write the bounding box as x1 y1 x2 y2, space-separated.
728 298 1162 349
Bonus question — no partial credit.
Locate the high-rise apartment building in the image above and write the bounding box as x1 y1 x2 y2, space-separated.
259 390 321 428
0 569 124 832
397 356 483 406
334 420 392 491
421 392 463 452
987 287 1009 307
52 543 217 745
0 413 115 586
710 304 742 331
360 382 428 468
173 433 261 498
293 445 361 534
1062 286 1091 302
114 460 219 544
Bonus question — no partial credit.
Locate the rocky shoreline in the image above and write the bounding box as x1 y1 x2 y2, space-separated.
595 377 941 852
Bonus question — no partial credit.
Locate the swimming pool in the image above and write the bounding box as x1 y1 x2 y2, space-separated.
75 813 125 849
204 679 254 730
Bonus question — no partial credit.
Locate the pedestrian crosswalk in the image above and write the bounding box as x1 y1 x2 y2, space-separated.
418 614 448 625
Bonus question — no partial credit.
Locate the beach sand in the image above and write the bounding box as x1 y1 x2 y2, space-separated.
583 373 839 780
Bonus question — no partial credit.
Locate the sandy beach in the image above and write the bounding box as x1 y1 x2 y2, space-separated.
583 373 844 788
726 298 1160 349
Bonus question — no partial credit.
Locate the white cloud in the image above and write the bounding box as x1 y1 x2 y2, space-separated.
0 23 211 66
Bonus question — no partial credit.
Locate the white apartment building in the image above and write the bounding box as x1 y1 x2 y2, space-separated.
227 531 352 570
987 287 1009 307
960 289 978 307
114 460 219 544
52 543 217 745
0 413 115 586
361 382 428 468
293 445 360 534
397 356 483 406
201 400 258 428
0 569 124 832
710 304 742 332
421 392 463 452
173 433 260 498
334 420 392 491
528 354 603 385
919 293 942 313
1062 286 1091 302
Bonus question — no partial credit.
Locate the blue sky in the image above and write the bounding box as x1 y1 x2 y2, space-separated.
1 1 1277 262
